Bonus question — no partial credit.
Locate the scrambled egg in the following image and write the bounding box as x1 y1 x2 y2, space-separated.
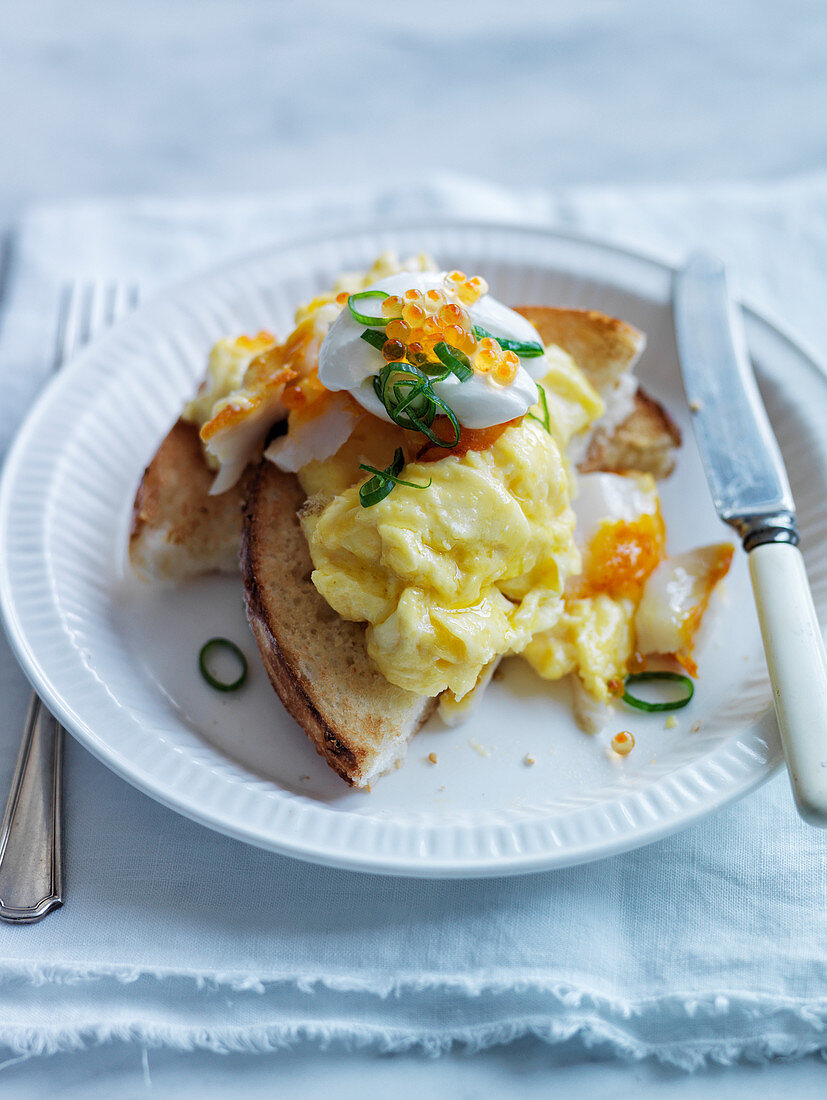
299 349 606 700
301 418 577 698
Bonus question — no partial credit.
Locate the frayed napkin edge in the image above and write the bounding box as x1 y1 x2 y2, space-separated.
0 964 826 1071
0 1013 825 1074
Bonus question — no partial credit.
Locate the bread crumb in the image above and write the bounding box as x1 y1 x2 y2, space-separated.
690 720 701 733
664 716 678 730
689 398 703 412
427 752 438 765
523 754 535 766
468 739 490 757
299 775 310 781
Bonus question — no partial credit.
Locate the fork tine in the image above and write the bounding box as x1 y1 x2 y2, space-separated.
76 282 97 352
103 283 119 328
57 280 139 373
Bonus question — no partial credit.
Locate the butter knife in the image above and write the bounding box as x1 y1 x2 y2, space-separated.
674 252 827 827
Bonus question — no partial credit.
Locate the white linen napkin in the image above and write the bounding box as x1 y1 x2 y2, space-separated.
1 173 826 1071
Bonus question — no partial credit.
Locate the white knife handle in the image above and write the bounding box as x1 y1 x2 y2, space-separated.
749 541 827 826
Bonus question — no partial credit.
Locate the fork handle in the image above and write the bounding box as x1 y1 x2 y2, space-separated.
0 696 63 922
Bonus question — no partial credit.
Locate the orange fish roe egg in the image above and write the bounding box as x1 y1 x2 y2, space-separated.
386 319 410 343
425 288 445 310
382 339 406 362
381 295 405 318
468 276 487 296
407 341 428 366
422 314 442 337
236 335 256 350
478 336 501 354
473 348 497 374
335 292 349 306
457 280 484 305
404 288 423 302
382 292 404 319
444 269 466 289
458 330 477 355
492 356 518 385
402 302 426 326
443 323 466 348
611 731 635 756
438 302 464 327
257 330 276 342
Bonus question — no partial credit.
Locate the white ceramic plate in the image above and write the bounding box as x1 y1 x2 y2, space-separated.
2 223 826 877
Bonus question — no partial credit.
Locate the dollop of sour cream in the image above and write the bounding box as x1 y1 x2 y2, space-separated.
318 272 545 429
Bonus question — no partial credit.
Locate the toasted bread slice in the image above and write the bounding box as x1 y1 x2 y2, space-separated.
579 388 682 479
514 305 680 477
515 306 645 393
130 419 248 582
241 460 436 787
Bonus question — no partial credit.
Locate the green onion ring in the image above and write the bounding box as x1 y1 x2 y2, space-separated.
348 290 389 326
433 342 473 382
384 366 436 427
472 324 544 357
622 671 694 712
370 362 461 448
198 638 248 692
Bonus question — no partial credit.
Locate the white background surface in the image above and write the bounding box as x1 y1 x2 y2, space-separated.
1 0 826 1093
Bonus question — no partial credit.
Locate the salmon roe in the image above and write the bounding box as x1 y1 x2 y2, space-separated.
611 731 635 756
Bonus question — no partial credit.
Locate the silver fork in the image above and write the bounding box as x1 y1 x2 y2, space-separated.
0 281 139 923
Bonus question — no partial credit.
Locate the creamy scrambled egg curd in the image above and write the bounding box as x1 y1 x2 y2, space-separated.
300 414 582 699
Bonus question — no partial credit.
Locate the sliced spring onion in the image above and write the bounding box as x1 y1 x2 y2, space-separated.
622 671 694 712
358 447 432 507
198 638 248 692
348 290 389 326
433 342 473 382
374 363 436 427
372 362 461 448
360 328 387 351
472 324 544 357
526 384 551 434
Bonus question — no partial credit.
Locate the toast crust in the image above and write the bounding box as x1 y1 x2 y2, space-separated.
514 305 680 477
515 306 645 393
130 419 248 581
580 388 682 478
241 461 435 787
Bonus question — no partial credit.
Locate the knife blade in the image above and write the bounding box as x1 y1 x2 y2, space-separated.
674 252 827 826
674 252 796 545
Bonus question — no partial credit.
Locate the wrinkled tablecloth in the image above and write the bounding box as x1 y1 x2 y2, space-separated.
1 173 826 1071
